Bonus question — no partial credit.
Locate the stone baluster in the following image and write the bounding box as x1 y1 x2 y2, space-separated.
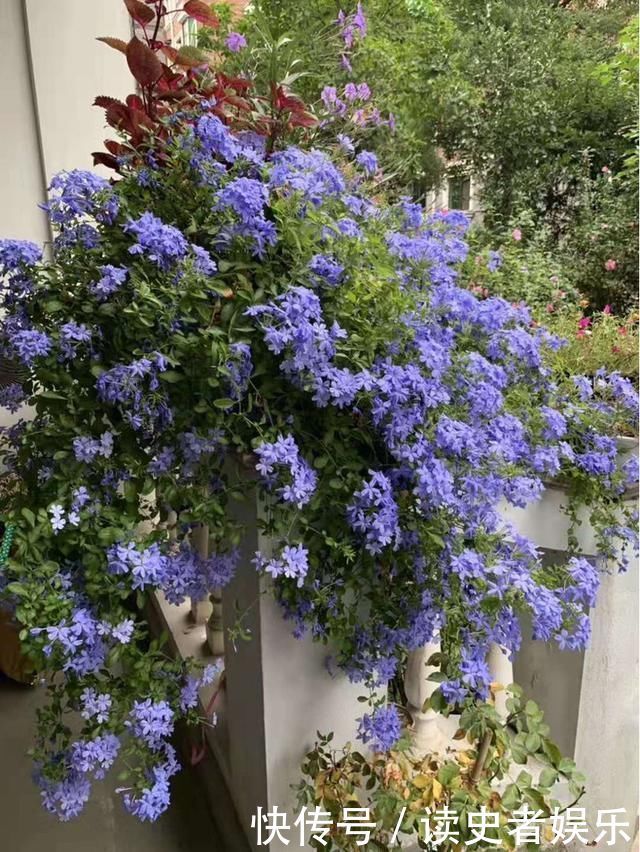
206 586 224 656
190 523 213 624
404 641 447 757
487 642 513 718
166 508 178 542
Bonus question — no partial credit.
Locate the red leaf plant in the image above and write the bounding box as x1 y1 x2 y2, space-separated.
93 0 317 171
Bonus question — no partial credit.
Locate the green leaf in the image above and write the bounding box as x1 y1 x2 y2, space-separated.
501 783 520 811
542 739 562 768
539 767 558 788
159 371 184 383
525 732 541 753
429 689 448 713
511 742 527 764
437 762 460 786
214 398 235 409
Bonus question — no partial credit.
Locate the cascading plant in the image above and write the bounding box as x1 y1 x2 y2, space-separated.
0 0 637 837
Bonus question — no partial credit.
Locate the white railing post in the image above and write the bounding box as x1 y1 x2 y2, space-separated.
487 643 513 719
404 641 447 757
190 523 213 624
206 586 224 656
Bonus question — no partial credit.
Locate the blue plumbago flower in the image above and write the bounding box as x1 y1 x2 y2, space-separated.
80 688 112 723
73 431 113 463
217 177 268 224
597 369 639 427
71 486 90 511
120 744 179 822
70 734 120 780
414 458 456 511
124 213 188 270
440 679 468 705
254 543 310 586
226 342 253 401
91 264 127 300
246 286 346 383
459 649 492 699
355 150 378 175
400 198 423 230
37 769 91 821
335 217 362 239
487 250 502 272
7 328 52 364
32 606 108 676
96 354 171 433
178 428 225 478
127 699 175 750
255 434 317 509
347 471 401 555
49 504 66 532
147 446 175 477
111 618 135 644
564 556 600 608
309 253 345 287
59 321 92 361
0 382 26 412
161 544 238 605
449 550 486 582
191 244 217 276
357 705 401 752
0 239 42 300
269 148 346 207
46 170 119 227
215 177 275 256
107 542 168 591
179 676 200 713
194 114 240 164
180 660 224 712
572 375 593 401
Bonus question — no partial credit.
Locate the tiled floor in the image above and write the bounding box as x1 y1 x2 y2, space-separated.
0 677 221 852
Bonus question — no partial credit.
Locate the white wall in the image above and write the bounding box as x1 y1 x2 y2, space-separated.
0 0 132 243
0 0 132 432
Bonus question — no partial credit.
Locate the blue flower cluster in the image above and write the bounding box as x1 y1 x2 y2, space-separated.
1 93 637 823
358 705 402 752
255 434 317 509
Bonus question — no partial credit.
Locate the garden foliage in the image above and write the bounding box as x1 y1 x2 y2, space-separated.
0 0 637 838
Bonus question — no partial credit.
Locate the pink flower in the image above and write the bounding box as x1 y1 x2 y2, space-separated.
601 165 611 174
604 258 617 271
578 316 592 330
603 304 613 315
511 228 522 242
546 303 555 314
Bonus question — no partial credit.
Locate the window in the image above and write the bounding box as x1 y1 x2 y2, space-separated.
180 17 198 47
448 176 471 211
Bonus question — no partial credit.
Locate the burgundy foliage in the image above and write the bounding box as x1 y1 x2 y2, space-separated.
93 0 316 170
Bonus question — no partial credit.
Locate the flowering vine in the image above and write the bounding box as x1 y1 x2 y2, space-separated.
0 0 637 834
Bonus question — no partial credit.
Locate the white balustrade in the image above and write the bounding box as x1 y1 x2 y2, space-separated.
190 523 213 624
206 587 225 656
404 641 449 757
487 642 513 718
